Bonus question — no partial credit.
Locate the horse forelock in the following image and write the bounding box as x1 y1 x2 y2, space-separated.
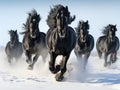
76 21 89 35
47 4 74 29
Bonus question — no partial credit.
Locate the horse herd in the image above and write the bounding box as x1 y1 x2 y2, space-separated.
5 4 119 81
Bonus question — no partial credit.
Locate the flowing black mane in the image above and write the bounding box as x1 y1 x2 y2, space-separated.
22 9 41 34
46 4 75 29
102 24 117 35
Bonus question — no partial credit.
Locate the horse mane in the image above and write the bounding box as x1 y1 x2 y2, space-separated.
75 20 89 34
46 4 75 29
21 9 41 34
102 24 117 35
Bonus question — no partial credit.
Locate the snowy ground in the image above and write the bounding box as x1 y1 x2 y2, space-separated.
0 47 120 90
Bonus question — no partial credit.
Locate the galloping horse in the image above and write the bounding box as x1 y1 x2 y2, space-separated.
96 24 119 67
21 9 48 70
5 30 23 63
74 20 94 69
46 4 76 81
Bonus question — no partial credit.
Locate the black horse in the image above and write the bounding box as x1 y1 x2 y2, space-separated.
46 4 76 81
96 24 119 67
5 30 23 63
21 9 48 70
74 20 94 69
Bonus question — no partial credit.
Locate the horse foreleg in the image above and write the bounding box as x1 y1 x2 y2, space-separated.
83 52 90 69
7 55 12 64
55 54 70 81
112 52 117 63
25 50 32 64
49 52 57 74
97 48 102 59
28 54 39 70
104 53 108 67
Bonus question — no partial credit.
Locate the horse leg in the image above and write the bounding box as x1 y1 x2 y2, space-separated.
112 52 117 63
41 49 48 63
104 53 108 67
55 54 70 81
7 55 12 63
83 52 90 69
28 54 39 70
108 53 113 66
97 48 102 59
49 52 58 74
25 50 32 64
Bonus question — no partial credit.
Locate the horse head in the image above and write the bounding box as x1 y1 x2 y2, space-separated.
25 9 41 39
103 24 117 41
76 20 89 42
56 8 68 38
9 30 19 46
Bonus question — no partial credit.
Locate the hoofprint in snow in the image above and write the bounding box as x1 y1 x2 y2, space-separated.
0 47 120 90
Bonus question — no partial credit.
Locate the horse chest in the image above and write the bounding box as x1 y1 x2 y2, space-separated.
54 39 69 54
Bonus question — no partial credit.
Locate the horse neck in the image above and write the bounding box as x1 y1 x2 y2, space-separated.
106 35 115 43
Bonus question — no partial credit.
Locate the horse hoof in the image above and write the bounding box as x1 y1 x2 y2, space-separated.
55 73 64 81
104 63 107 67
28 65 33 70
26 60 32 64
112 60 116 63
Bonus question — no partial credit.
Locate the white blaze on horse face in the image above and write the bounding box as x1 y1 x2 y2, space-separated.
30 23 36 38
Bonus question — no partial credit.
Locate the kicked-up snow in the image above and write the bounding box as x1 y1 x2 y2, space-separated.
0 47 120 90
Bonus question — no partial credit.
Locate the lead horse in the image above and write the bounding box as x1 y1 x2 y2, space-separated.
21 9 48 70
96 24 119 67
74 20 94 69
46 4 76 81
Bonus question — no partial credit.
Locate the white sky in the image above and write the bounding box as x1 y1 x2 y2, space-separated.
0 0 120 47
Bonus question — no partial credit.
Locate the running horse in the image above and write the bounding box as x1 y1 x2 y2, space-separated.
74 20 94 69
46 4 76 81
96 24 119 67
5 30 23 63
21 9 48 70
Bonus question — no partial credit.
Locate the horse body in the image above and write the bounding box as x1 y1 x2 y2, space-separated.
21 9 48 70
74 20 94 69
96 24 119 67
46 26 76 55
5 30 23 63
46 4 76 81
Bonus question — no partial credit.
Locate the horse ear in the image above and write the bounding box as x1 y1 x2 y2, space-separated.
79 21 81 24
9 30 12 34
15 30 17 33
66 6 68 11
115 24 117 27
37 14 41 21
28 13 31 16
86 20 88 24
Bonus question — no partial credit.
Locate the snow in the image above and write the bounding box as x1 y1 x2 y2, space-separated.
0 47 120 90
